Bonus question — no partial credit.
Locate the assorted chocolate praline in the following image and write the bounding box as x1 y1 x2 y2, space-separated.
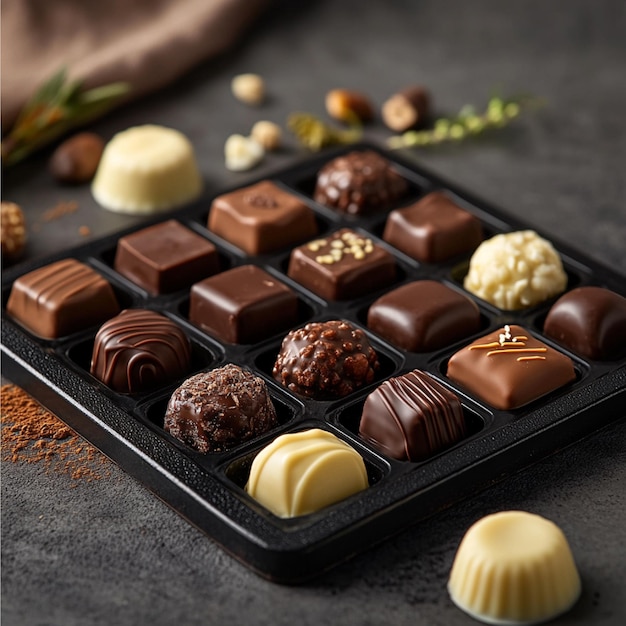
164 364 278 454
273 320 379 400
287 228 396 300
543 286 626 360
90 309 192 394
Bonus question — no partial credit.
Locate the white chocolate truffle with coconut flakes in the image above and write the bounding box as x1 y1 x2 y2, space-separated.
91 125 203 214
448 511 581 625
464 230 567 310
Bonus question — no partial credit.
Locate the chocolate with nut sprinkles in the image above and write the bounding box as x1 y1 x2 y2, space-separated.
273 320 379 400
287 228 396 300
164 364 278 454
314 150 408 215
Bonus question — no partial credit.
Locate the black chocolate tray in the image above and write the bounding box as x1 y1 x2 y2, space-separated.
2 144 625 583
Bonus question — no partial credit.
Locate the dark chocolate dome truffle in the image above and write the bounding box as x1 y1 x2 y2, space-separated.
314 150 408 215
90 309 191 393
164 364 278 453
273 320 379 399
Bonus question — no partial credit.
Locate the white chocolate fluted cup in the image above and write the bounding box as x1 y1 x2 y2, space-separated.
92 125 203 214
448 511 581 625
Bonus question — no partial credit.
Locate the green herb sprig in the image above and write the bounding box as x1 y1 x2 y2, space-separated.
287 112 363 151
387 95 538 149
2 68 130 166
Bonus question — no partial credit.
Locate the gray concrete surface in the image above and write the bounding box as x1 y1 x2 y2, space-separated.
2 1 626 624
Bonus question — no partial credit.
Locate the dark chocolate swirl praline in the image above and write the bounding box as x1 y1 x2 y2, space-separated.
273 320 379 400
164 364 278 454
90 309 191 394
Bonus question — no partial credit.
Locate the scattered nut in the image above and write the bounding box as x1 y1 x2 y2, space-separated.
1 201 27 263
231 73 265 105
224 134 264 171
381 85 431 132
250 120 282 151
325 89 374 124
49 132 105 184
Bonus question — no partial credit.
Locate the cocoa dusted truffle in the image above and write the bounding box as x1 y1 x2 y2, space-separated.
313 150 409 215
90 309 191 394
164 364 278 454
273 320 379 400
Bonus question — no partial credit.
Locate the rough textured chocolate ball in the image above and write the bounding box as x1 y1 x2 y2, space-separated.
313 150 408 215
273 320 379 399
164 364 278 454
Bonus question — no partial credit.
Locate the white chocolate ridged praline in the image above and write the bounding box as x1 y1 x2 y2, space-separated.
448 511 581 625
91 125 203 214
245 429 369 518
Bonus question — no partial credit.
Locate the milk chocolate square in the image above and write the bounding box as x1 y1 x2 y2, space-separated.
114 220 219 295
367 280 481 352
6 258 120 339
383 191 483 262
447 324 576 410
287 229 396 300
190 265 298 344
208 180 318 255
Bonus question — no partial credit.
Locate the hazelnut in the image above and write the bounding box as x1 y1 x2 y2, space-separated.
224 134 264 171
1 201 27 263
231 73 265 106
49 132 105 184
325 89 374 124
381 86 431 132
250 120 282 151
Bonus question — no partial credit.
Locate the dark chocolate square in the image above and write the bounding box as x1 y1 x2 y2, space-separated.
114 220 219 295
287 228 396 300
208 180 318 255
190 265 298 344
383 191 483 262
544 286 626 360
367 280 481 352
447 324 576 410
6 258 120 339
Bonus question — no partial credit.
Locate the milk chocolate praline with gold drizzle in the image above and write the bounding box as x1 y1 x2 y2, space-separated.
90 309 191 394
6 258 120 339
447 325 575 410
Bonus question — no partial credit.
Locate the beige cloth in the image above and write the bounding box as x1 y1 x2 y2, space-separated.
1 0 271 132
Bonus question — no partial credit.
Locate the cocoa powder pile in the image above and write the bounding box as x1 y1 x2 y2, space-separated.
1 384 110 482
